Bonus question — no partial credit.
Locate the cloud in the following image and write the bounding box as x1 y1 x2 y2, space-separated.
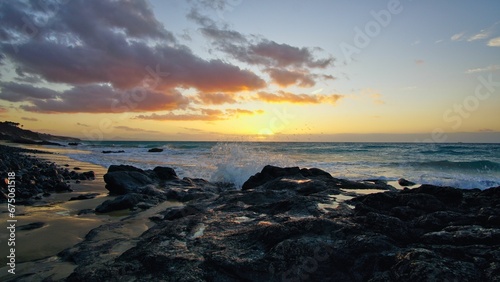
468 30 490 41
21 117 38 121
247 40 333 69
465 64 500 74
478 128 494 132
265 68 316 88
77 122 90 127
188 8 334 84
256 91 344 105
451 32 465 41
0 82 189 113
114 126 162 134
0 0 266 104
468 22 500 42
415 59 425 65
487 37 500 47
0 82 58 102
0 106 8 113
226 108 264 116
136 107 263 121
370 93 385 105
196 92 237 105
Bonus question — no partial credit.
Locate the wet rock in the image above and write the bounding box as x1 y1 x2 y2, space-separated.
398 178 416 186
56 166 500 281
18 222 45 231
77 209 94 215
103 170 155 194
153 166 178 180
148 148 163 153
102 150 125 154
69 193 100 201
95 194 145 213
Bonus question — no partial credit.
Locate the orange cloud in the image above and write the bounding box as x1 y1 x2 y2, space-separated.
136 108 264 121
256 91 344 105
196 92 237 105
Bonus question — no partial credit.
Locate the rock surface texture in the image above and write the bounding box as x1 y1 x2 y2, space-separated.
51 165 500 281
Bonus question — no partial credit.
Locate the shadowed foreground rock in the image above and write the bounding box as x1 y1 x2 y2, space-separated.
61 165 499 281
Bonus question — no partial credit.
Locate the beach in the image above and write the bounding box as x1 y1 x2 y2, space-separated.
1 142 499 281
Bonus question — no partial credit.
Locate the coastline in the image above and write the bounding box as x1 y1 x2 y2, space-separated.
1 143 499 281
0 143 121 280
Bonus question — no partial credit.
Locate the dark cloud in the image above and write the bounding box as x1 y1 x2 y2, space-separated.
0 0 266 110
0 82 189 113
188 8 334 89
188 10 333 70
0 82 58 102
21 117 38 121
265 68 316 87
248 40 333 69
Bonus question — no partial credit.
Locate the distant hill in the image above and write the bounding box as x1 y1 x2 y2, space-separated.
0 121 80 146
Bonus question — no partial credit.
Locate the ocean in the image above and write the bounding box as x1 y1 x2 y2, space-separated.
50 141 500 190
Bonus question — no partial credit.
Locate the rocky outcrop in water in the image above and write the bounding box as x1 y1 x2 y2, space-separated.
61 165 500 281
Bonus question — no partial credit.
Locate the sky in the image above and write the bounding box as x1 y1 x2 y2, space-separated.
0 0 499 142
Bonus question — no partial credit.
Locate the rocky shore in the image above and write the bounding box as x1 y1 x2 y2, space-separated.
0 144 95 205
50 164 500 281
2 146 499 281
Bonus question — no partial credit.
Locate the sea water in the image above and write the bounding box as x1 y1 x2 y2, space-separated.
53 141 500 190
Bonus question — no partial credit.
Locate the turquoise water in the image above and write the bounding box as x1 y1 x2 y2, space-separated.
55 141 500 189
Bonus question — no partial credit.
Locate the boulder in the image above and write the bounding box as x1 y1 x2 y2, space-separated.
398 178 416 186
102 150 125 154
153 166 178 180
103 170 155 194
95 194 145 213
148 148 163 153
69 193 100 201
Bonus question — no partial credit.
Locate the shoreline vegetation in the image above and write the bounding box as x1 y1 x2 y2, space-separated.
0 143 499 281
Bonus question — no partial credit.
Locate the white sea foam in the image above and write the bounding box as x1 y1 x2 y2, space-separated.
51 141 500 190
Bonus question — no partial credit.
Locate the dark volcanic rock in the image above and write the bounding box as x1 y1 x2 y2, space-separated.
102 150 125 154
18 222 45 231
0 144 96 203
398 178 416 186
95 193 149 213
55 166 500 281
103 170 155 194
69 193 100 201
153 166 178 180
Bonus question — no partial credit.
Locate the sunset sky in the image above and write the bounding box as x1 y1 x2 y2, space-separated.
0 0 499 142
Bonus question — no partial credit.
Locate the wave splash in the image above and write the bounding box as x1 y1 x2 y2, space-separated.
208 143 288 188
